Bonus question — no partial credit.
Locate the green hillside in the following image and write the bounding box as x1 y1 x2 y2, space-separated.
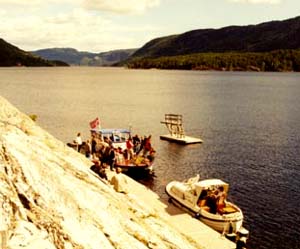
132 16 300 58
0 38 68 67
124 16 300 71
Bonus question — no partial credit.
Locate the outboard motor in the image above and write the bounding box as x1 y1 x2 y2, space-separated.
235 227 249 249
236 237 247 249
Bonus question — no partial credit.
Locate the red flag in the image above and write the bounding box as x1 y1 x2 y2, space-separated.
89 117 100 129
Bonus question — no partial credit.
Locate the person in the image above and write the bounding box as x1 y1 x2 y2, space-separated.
90 160 108 181
132 134 141 153
197 189 208 207
91 136 97 156
126 137 134 160
142 135 152 156
107 145 116 171
110 167 128 193
75 132 83 152
84 140 91 158
138 136 145 154
205 190 218 214
216 186 227 214
146 149 156 164
115 147 125 165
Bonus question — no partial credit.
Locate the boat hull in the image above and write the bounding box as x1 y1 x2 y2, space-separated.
115 162 153 173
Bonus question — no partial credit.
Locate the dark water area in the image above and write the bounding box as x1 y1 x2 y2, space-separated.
1 67 300 249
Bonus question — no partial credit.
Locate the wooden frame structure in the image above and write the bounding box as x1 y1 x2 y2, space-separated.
160 114 185 138
160 114 203 144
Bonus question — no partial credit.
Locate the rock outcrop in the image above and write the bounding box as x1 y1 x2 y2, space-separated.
0 96 201 249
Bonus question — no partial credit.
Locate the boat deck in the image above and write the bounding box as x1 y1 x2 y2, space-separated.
106 170 236 249
160 134 203 144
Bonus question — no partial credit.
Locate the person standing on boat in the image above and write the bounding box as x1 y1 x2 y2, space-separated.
91 134 97 156
84 140 91 158
216 186 227 214
142 135 152 156
75 132 83 152
107 145 116 171
126 137 134 160
132 134 141 153
146 149 156 164
206 190 218 214
115 147 125 165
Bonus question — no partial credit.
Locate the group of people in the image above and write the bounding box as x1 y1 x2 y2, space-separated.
92 133 154 167
130 134 153 157
71 131 155 193
73 132 155 165
124 135 155 165
73 132 116 168
198 186 227 214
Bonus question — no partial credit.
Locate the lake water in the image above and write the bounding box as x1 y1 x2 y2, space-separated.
1 67 300 249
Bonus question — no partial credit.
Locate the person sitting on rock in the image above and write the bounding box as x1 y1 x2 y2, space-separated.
75 132 82 152
90 160 108 181
110 167 128 194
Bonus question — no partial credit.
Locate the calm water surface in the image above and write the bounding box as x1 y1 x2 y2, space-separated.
1 67 300 249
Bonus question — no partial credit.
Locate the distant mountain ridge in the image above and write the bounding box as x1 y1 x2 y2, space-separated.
0 38 68 66
32 48 137 66
131 16 300 58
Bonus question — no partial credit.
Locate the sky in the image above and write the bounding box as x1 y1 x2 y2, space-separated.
0 0 299 53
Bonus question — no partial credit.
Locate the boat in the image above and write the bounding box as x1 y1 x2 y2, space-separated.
90 128 155 173
165 175 249 241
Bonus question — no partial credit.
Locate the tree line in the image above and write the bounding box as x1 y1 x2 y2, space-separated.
126 50 300 72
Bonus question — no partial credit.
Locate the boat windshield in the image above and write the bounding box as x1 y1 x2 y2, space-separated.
91 128 131 143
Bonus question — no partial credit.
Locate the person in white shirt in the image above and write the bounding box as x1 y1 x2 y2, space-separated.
110 167 128 194
75 132 82 152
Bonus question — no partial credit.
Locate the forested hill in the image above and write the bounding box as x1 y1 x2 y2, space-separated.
132 16 300 58
32 47 137 66
0 38 68 67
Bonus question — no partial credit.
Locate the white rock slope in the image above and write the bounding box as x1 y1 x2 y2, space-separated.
0 96 202 249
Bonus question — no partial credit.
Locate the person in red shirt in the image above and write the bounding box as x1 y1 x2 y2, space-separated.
126 138 134 160
143 135 152 156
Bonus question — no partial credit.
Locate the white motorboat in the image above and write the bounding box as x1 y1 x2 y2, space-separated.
165 175 248 239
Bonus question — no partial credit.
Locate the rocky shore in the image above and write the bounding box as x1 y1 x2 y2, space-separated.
0 96 205 249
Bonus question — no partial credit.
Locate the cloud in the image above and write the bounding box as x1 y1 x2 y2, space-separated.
0 0 41 4
0 0 163 52
0 0 82 7
228 0 281 4
0 8 156 52
83 0 160 14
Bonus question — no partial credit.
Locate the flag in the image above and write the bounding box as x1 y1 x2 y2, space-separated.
89 117 100 129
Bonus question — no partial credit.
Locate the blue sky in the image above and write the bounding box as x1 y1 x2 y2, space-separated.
0 0 299 52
